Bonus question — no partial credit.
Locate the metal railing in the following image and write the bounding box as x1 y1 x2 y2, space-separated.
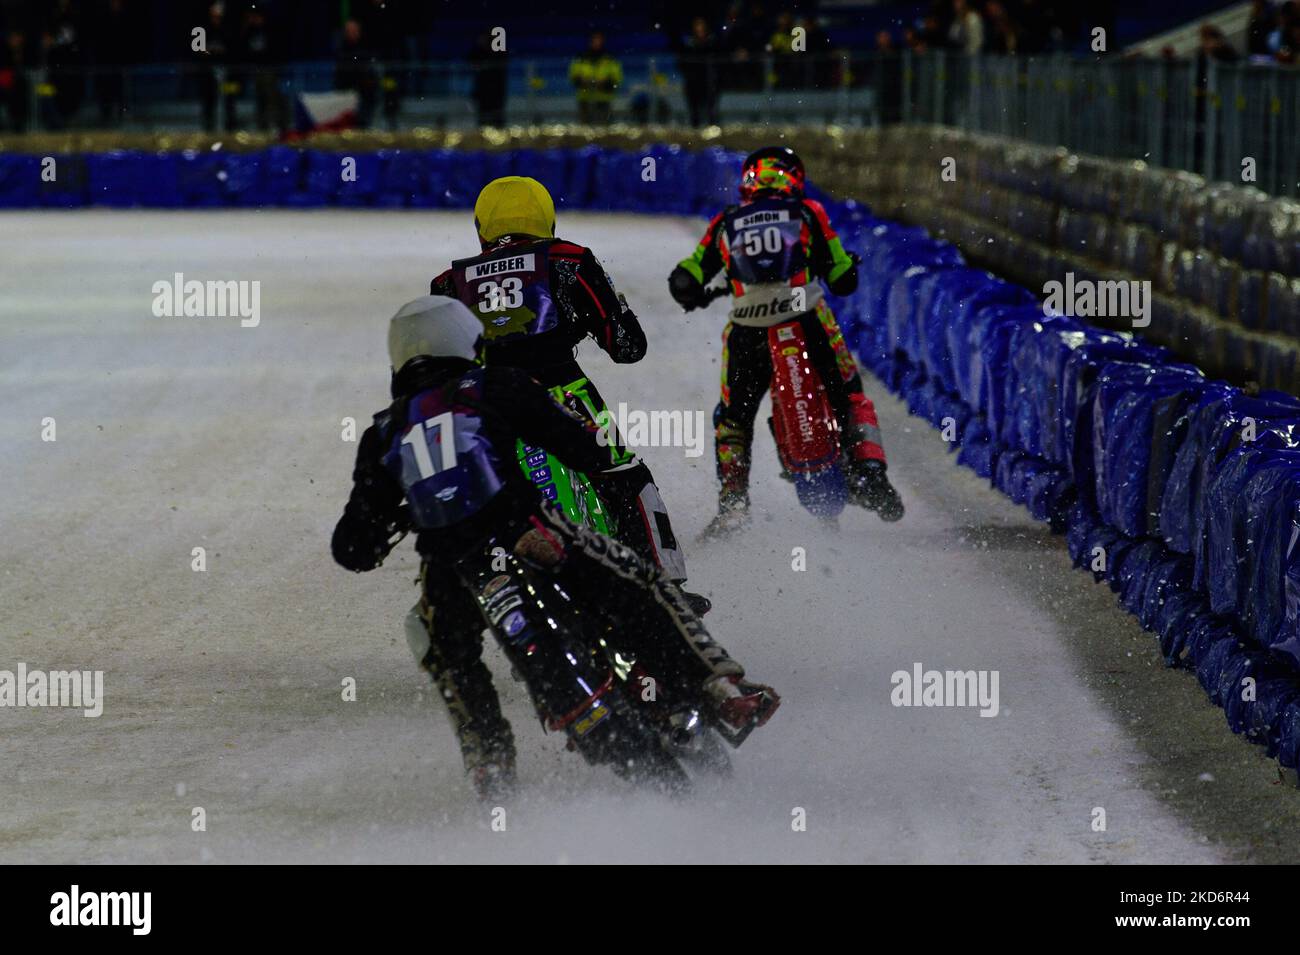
3 51 1299 196
910 51 1300 198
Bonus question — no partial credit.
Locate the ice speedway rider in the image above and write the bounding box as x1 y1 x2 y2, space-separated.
428 175 710 613
330 296 780 799
667 146 904 537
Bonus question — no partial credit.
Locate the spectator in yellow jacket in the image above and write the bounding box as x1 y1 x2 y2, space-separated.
569 32 622 124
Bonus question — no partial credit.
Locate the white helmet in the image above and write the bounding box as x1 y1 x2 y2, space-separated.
387 295 483 370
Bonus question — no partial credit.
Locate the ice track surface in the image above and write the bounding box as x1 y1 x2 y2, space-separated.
5 210 1300 864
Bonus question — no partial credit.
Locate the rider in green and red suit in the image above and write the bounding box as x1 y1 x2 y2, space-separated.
430 176 706 611
667 146 904 536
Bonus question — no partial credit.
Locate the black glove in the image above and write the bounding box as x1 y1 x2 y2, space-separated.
331 504 410 573
668 265 708 311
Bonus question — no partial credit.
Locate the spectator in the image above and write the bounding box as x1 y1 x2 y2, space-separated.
769 11 797 87
469 30 507 127
1193 24 1239 170
874 30 903 123
796 16 837 88
241 6 285 133
920 13 948 50
335 18 378 128
1276 19 1300 62
1270 2 1299 55
568 32 622 125
43 0 85 129
948 0 985 55
985 2 1020 54
193 2 237 132
403 2 435 96
719 1 766 90
1248 0 1275 57
729 0 772 57
94 0 130 126
680 16 720 127
197 1 237 132
356 0 403 129
1198 24 1240 64
0 30 31 132
1017 0 1053 53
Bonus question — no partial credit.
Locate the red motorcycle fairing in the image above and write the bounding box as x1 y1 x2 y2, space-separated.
767 319 847 517
768 320 839 473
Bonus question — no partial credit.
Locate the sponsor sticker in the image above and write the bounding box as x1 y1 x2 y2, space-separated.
482 574 511 599
487 593 523 625
733 209 790 230
572 702 611 736
465 253 536 280
503 611 526 637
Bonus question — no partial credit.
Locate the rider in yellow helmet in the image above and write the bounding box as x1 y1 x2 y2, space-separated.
471 175 556 245
431 176 704 610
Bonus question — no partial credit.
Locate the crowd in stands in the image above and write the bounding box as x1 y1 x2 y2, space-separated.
0 0 146 132
1203 0 1300 66
671 1 1082 125
879 0 1081 57
6 1 1300 135
0 0 426 133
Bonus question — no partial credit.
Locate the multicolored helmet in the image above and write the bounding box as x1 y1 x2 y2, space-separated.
739 146 806 201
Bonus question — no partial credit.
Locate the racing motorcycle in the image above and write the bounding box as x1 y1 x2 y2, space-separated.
456 532 733 792
700 286 847 519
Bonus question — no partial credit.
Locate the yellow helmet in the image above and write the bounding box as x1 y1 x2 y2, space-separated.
473 176 556 244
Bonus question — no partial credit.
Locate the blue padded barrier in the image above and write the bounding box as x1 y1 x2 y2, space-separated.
0 153 40 207
39 153 90 207
834 191 1300 771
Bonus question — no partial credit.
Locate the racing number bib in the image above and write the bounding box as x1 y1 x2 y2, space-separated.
723 199 807 286
452 241 560 341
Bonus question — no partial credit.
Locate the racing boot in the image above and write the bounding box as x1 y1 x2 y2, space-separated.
406 603 517 800
704 673 781 746
701 416 754 541
847 458 904 522
700 490 751 541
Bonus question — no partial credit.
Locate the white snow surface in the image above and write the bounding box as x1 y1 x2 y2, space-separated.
1 210 1227 864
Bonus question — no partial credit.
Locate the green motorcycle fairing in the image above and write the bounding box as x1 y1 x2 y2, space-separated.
515 376 623 534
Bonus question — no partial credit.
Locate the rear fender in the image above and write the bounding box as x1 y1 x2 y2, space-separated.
767 319 841 473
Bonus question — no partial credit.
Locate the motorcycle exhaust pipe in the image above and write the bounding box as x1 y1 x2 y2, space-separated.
664 708 702 749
